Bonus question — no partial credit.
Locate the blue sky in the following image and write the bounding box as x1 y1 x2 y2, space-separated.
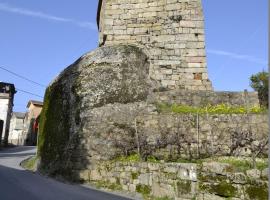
0 0 268 112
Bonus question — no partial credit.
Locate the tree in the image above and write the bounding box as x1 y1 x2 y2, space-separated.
250 71 269 108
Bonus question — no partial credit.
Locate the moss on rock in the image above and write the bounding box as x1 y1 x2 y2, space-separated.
176 180 192 195
246 183 268 200
38 83 73 175
37 44 151 179
199 181 237 198
136 184 151 195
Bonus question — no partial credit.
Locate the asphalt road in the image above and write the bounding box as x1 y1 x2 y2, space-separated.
0 146 132 200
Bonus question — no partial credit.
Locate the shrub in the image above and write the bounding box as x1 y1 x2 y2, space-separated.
156 103 267 114
250 71 269 108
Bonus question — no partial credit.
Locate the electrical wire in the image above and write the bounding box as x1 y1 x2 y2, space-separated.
16 88 44 99
0 66 46 88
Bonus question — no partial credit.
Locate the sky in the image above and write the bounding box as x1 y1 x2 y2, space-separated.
0 0 268 112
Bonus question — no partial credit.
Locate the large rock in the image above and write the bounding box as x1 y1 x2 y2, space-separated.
38 45 152 177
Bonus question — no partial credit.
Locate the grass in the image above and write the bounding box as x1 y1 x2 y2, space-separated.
204 156 268 171
156 103 267 115
21 156 37 171
145 196 173 200
114 153 141 162
94 180 122 191
113 154 268 172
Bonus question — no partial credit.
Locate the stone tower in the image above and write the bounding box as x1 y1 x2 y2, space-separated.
97 0 212 90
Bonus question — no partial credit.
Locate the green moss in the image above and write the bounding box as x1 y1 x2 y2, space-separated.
105 164 112 171
176 180 192 195
198 174 228 183
173 158 199 164
256 160 269 170
114 153 141 162
38 82 79 176
246 183 268 200
151 196 173 200
21 156 37 171
131 172 139 180
214 157 268 172
156 103 267 114
95 180 122 191
116 177 120 185
200 181 237 198
147 156 160 163
136 184 151 196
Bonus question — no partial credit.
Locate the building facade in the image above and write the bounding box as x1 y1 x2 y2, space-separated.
23 100 43 146
0 82 16 145
97 0 212 90
8 112 25 145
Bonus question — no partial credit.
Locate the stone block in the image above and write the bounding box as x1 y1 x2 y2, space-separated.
138 173 150 185
78 170 90 181
246 169 261 179
202 162 233 175
90 170 102 181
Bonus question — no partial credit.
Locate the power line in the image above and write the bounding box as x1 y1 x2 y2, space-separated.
0 66 46 88
16 88 44 99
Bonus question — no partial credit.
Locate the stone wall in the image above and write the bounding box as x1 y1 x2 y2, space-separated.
127 113 268 160
77 161 268 200
149 89 260 107
38 44 268 196
98 0 212 90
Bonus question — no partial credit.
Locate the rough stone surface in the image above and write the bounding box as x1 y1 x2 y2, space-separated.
97 0 213 90
134 114 268 159
75 161 268 200
246 169 261 179
38 44 153 175
37 1 268 199
150 89 260 107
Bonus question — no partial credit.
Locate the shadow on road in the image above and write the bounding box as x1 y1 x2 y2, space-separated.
0 163 132 200
0 146 36 153
0 152 36 158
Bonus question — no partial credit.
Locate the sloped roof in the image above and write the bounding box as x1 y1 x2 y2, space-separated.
27 100 43 108
13 112 26 119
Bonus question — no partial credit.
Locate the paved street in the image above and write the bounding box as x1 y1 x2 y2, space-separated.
0 146 131 200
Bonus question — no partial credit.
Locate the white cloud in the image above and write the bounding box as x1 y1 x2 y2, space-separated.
0 3 96 30
207 49 267 66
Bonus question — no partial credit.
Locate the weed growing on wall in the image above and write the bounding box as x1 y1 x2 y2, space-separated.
156 103 267 114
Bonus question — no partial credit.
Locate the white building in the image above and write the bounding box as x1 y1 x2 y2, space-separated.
0 82 16 145
9 112 25 145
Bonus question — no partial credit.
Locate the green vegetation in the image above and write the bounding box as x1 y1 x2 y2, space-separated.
198 173 228 183
246 183 268 200
136 184 151 196
169 158 200 164
38 83 80 175
114 154 160 163
250 71 269 108
21 156 37 171
115 153 201 164
156 103 267 114
147 156 160 163
209 181 237 197
177 180 192 195
94 180 122 191
131 172 139 180
38 84 71 162
210 157 268 171
114 153 141 162
145 196 173 200
114 154 268 172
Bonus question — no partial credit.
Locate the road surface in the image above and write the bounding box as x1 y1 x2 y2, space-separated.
0 146 132 200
